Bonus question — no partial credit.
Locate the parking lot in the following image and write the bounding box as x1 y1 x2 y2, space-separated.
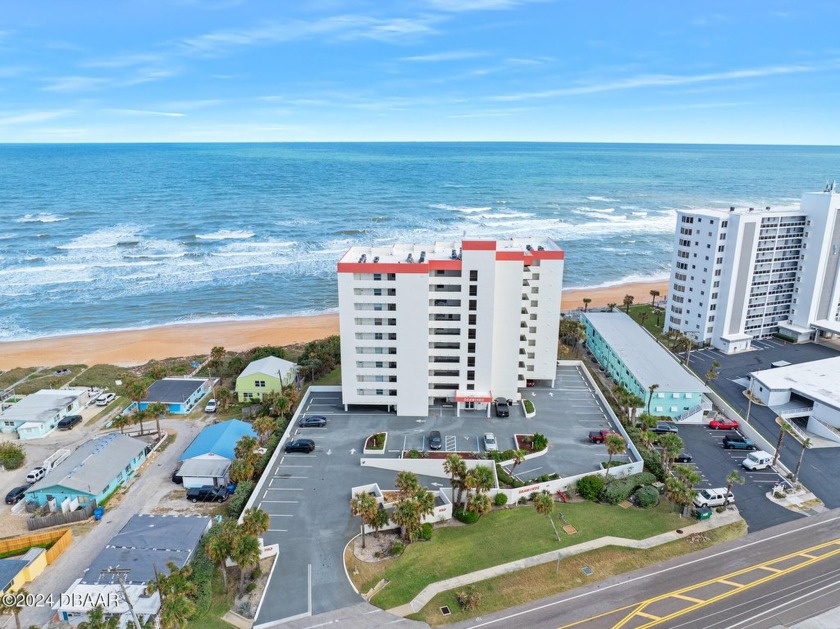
686 340 840 509
254 364 631 626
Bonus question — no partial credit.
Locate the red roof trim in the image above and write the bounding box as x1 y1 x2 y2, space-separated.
531 249 565 260
428 259 462 270
496 251 526 261
337 262 429 274
461 240 497 251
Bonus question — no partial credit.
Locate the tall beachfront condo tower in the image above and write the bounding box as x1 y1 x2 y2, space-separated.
337 239 565 416
664 185 840 354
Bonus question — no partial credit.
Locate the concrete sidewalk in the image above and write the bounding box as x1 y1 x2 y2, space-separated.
387 507 744 617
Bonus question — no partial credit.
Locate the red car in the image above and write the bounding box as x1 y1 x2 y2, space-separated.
709 417 739 430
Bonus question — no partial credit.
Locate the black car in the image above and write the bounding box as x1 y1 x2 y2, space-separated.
285 438 315 453
57 415 83 430
5 486 28 505
186 486 229 503
673 451 693 463
494 397 510 418
429 430 442 451
652 421 679 435
171 462 183 484
299 415 327 428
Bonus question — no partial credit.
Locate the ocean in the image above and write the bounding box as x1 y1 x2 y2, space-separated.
1 142 838 343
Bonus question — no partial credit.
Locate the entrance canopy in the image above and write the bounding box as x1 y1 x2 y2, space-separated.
455 391 493 403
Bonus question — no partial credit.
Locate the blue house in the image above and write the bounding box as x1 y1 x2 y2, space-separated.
178 420 258 489
138 378 211 415
26 433 148 507
583 312 709 420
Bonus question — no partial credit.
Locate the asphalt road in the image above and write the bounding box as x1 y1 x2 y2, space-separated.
451 508 840 629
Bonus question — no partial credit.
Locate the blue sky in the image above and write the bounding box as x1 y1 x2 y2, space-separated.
2 0 839 143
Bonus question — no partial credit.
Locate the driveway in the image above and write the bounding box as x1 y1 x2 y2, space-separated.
687 341 840 509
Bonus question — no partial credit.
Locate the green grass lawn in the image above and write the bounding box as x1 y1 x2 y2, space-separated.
411 520 747 625
0 367 38 390
185 569 236 629
312 366 341 386
627 304 669 340
86 397 126 426
72 364 131 390
364 501 687 610
14 364 88 394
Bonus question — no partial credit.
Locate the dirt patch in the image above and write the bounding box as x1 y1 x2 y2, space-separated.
353 530 402 563
232 556 275 619
402 451 483 459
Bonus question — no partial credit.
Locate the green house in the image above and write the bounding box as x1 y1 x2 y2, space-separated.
235 356 298 402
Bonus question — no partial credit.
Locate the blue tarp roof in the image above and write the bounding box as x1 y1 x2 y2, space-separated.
179 420 257 462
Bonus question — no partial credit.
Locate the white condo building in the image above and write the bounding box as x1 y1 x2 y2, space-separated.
337 239 565 416
664 185 840 353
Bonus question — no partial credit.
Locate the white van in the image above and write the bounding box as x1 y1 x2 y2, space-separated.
742 450 773 470
693 487 735 508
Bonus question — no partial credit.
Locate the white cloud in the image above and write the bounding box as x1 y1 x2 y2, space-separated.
105 109 185 118
0 110 72 126
424 0 536 11
401 50 486 62
42 76 108 92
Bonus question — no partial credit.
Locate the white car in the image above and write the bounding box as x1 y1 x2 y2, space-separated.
26 467 47 484
484 432 498 452
96 392 116 406
204 399 217 413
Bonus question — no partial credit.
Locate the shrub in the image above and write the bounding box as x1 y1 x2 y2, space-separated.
494 493 508 506
639 447 666 481
715 506 726 513
633 485 659 508
495 464 524 488
0 443 25 470
251 567 262 581
390 541 404 556
523 399 535 413
456 587 481 611
601 460 623 469
454 508 479 524
245 582 257 593
576 474 605 501
190 534 216 618
599 472 657 505
532 433 549 451
227 480 256 517
421 522 433 541
407 449 420 459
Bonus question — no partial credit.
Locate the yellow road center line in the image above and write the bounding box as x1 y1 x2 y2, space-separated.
717 579 742 587
671 594 704 603
758 566 783 573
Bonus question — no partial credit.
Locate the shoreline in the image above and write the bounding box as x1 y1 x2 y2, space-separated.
0 279 667 370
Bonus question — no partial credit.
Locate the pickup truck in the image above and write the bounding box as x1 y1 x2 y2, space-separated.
588 430 614 443
722 434 757 450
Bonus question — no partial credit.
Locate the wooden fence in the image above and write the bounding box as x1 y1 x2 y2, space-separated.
26 501 97 531
0 528 73 560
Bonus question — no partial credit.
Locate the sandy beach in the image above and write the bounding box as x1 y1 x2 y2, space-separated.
0 280 667 370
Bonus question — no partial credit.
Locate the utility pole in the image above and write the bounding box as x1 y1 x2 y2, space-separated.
100 568 142 629
744 377 755 424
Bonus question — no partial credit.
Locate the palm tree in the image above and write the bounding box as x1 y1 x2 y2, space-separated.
350 491 380 549
443 454 467 506
650 289 660 307
241 507 271 537
229 459 254 484
111 413 132 434
628 394 645 426
146 401 168 435
216 387 232 412
281 382 299 412
0 586 28 629
532 491 559 541
205 521 237 589
463 465 494 509
235 435 261 469
509 449 527 476
230 532 261 589
623 294 634 314
395 470 420 499
558 318 586 354
705 360 721 386
772 420 793 467
725 469 745 506
467 492 492 516
657 433 684 470
604 434 626 479
582 297 592 312
77 605 118 629
147 561 197 629
124 376 150 422
793 438 812 482
392 486 435 542
132 407 147 435
252 415 278 445
647 383 659 415
639 311 649 328
606 302 617 312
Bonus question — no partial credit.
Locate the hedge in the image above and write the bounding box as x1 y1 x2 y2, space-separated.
227 480 256 517
576 474 605 501
454 508 479 524
496 464 525 488
599 472 657 505
633 485 660 508
0 443 25 470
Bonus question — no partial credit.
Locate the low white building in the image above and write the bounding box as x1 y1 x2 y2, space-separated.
0 389 85 440
750 357 840 442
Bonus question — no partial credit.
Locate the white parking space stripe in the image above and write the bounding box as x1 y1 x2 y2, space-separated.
270 514 294 517
260 500 299 504
267 529 287 532
266 487 304 491
275 465 312 468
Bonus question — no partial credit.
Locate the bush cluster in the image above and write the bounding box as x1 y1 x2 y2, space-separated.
189 536 216 616
493 493 508 507
390 541 404 556
599 472 657 505
0 442 25 470
523 399 535 413
454 508 480 524
495 464 524 489
456 587 481 611
638 447 666 481
489 449 518 463
421 522 433 541
633 485 660 508
227 480 256 518
576 474 605 501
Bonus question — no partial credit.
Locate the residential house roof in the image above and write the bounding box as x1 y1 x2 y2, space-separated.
752 356 840 411
144 378 209 404
0 559 28 592
179 419 257 462
178 458 231 479
27 433 147 496
0 389 84 423
238 356 297 381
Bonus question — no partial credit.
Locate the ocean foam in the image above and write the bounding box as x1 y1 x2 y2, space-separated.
56 225 144 250
15 213 69 223
585 196 618 202
195 229 255 241
429 203 492 213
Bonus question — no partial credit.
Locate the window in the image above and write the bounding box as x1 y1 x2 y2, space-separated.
254 380 266 388
387 273 396 280
468 343 476 353
469 285 477 296
467 370 475 381
467 357 475 367
468 314 477 325
469 299 477 311
469 270 478 281
243 392 253 399
373 273 382 281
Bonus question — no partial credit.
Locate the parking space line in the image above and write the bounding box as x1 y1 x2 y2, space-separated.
270 514 294 517
260 500 299 504
275 465 312 468
267 529 287 532
266 487 304 491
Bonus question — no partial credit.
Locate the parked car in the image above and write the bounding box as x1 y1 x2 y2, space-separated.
588 429 615 444
429 430 442 451
5 486 28 505
494 397 510 418
652 421 679 435
285 439 315 453
722 434 757 450
186 486 229 503
204 399 217 413
171 462 183 484
299 415 327 428
709 417 739 430
25 467 47 484
693 487 735 508
483 433 498 452
673 451 693 463
57 415 83 430
526 380 536 387
96 392 116 406
742 450 773 470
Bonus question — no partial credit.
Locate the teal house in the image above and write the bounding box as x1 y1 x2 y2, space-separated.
583 312 708 420
25 433 148 507
236 356 298 402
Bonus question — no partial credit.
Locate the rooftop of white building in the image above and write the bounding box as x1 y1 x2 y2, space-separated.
0 389 84 423
584 312 708 393
751 356 840 411
339 238 562 265
678 205 805 219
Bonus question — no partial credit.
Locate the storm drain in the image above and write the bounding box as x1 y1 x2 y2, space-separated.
440 606 451 616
